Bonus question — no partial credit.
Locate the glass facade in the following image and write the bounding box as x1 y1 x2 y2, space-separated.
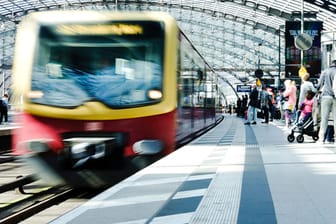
1 0 336 100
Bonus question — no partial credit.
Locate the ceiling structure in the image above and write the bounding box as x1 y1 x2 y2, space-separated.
1 0 336 101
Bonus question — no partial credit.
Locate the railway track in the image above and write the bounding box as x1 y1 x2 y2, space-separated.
0 173 101 224
0 119 221 223
0 151 15 164
0 152 100 223
0 185 75 224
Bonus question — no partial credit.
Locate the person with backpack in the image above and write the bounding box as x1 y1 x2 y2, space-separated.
0 93 9 125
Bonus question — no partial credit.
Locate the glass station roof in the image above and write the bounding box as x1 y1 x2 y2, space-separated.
1 0 336 101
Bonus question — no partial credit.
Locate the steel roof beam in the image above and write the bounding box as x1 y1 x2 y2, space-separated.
179 19 282 66
305 0 336 13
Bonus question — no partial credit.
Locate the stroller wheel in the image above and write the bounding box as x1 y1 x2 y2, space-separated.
287 134 295 142
296 134 304 143
313 136 319 141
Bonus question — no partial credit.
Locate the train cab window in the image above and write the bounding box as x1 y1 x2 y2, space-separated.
30 22 164 108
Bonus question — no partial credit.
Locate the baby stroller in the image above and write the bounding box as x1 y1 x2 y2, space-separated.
287 90 320 143
287 115 319 143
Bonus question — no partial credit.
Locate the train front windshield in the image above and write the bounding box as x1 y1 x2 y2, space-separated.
30 21 164 108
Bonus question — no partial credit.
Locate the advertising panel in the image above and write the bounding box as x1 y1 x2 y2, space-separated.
285 21 323 78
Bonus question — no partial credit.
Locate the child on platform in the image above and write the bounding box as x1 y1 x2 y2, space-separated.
295 90 315 126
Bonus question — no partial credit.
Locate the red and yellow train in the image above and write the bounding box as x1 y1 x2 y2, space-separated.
11 11 223 188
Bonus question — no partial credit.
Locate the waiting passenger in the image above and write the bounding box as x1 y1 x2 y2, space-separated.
298 72 316 107
244 84 259 125
316 60 336 144
282 79 297 128
0 94 9 125
260 85 271 124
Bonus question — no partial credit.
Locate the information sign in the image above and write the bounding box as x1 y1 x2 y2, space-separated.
237 85 252 93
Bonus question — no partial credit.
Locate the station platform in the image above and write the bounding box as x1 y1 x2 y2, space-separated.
0 124 18 136
51 115 336 224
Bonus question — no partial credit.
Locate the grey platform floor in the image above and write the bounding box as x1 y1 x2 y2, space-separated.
51 115 336 224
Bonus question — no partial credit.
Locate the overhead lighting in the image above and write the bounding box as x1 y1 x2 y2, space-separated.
291 11 318 19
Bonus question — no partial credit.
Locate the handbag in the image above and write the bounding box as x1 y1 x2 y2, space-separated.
283 101 293 111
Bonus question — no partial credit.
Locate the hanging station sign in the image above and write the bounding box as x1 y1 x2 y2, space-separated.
236 85 252 92
295 33 313 50
285 21 323 78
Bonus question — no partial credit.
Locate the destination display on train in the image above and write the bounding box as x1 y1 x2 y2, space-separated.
56 24 144 35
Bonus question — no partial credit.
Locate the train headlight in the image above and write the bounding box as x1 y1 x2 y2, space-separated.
28 141 50 152
18 139 52 153
148 89 162 100
133 140 163 155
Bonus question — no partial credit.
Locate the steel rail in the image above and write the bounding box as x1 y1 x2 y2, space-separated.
0 188 76 224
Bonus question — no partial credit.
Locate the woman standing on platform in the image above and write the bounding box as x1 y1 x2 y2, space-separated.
282 79 297 128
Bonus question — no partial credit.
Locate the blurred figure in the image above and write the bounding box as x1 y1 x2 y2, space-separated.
242 94 248 118
245 84 259 125
324 114 334 143
295 90 315 126
312 90 321 132
236 97 242 117
316 60 336 144
275 89 284 120
0 93 9 124
260 85 271 124
267 88 275 121
282 80 297 128
298 72 316 107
